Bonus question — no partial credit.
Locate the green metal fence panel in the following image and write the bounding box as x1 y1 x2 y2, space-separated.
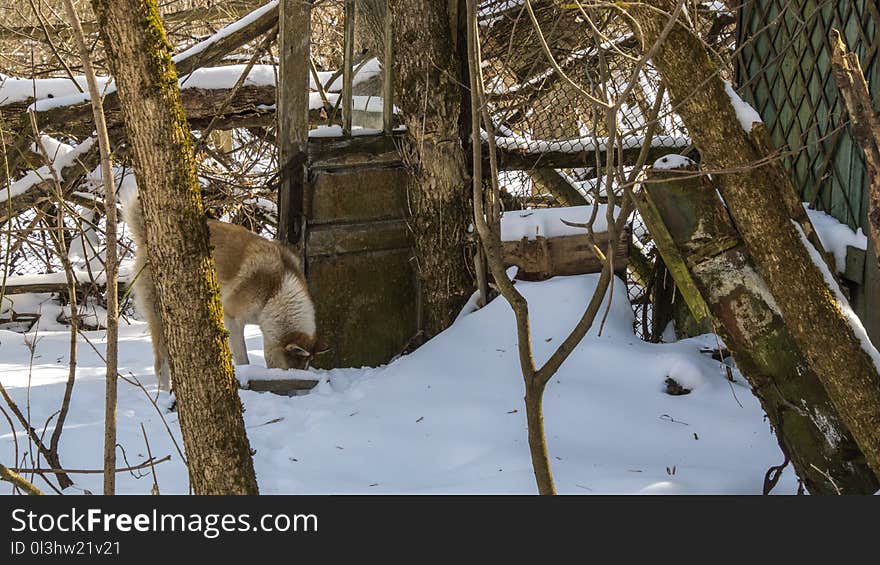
737 0 879 230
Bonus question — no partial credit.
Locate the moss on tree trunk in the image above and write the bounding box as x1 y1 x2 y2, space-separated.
644 166 877 494
632 1 880 481
91 0 258 495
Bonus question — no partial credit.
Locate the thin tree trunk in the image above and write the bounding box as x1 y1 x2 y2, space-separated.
90 0 258 495
29 116 76 491
631 0 880 480
61 0 119 496
386 0 473 337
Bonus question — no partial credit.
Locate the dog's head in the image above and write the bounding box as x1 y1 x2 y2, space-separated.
264 331 327 370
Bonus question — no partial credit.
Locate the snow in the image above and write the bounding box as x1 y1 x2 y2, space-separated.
308 125 382 138
0 74 110 106
1 137 95 204
723 81 762 133
804 204 867 273
652 154 695 170
794 222 880 373
0 275 796 494
500 205 617 241
172 1 279 65
701 1 733 15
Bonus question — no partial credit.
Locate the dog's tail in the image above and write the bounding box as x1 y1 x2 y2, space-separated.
120 188 147 248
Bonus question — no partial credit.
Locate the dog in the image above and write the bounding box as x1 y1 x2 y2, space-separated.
124 196 317 391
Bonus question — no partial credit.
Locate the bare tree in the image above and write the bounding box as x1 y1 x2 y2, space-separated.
89 0 259 494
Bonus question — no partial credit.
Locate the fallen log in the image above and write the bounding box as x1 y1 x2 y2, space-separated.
0 0 279 183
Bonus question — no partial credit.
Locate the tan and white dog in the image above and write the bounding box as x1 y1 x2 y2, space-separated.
124 197 317 391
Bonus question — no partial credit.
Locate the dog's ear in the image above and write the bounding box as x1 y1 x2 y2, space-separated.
284 343 311 357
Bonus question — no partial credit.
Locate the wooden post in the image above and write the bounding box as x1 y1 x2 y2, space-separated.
382 0 394 134
642 163 878 494
277 0 311 248
342 0 355 136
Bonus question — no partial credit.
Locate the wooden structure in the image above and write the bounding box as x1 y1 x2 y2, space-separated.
271 1 640 376
737 0 880 340
502 227 630 281
275 0 418 371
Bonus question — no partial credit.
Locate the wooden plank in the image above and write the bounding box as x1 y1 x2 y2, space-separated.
310 166 408 223
308 247 418 369
277 0 311 247
501 229 630 281
307 219 410 257
246 378 319 395
844 245 866 284
862 237 880 348
1 281 129 295
308 133 403 169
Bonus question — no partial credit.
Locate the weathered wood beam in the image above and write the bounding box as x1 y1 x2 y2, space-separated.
831 30 880 268
1 280 129 296
490 143 685 170
643 164 878 494
502 228 629 281
27 84 279 139
277 0 311 247
245 378 319 394
174 2 279 79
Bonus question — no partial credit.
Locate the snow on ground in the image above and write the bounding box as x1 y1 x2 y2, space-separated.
0 275 798 495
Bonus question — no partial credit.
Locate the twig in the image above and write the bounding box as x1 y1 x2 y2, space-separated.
29 111 78 491
9 455 171 475
141 422 160 495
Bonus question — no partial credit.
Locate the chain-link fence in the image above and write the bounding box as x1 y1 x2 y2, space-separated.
477 0 729 340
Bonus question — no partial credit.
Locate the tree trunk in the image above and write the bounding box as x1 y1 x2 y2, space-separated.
643 165 878 494
631 1 880 480
387 0 473 337
90 0 258 495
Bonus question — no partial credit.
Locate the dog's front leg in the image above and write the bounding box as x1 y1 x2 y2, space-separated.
224 315 250 365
